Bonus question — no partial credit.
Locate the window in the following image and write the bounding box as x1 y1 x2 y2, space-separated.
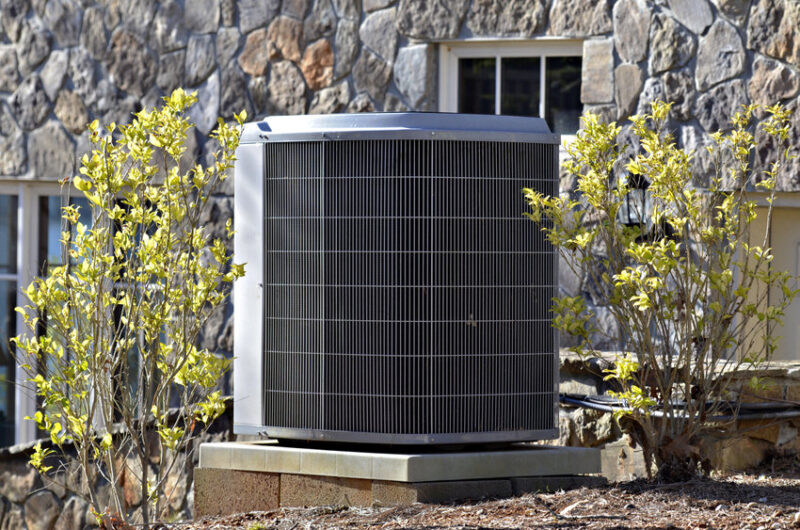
439 40 584 137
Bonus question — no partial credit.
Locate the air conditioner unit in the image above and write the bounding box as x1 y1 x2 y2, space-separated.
233 113 560 445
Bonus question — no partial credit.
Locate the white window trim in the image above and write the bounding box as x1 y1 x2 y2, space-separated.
439 39 584 150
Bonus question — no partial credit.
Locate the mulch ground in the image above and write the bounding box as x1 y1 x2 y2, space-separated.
173 461 800 530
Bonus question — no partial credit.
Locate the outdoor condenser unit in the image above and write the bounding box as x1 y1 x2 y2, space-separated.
233 113 560 444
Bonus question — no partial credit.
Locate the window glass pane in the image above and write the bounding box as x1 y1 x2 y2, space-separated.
545 56 582 135
39 195 92 273
0 280 16 446
500 57 541 117
0 195 17 275
458 58 496 114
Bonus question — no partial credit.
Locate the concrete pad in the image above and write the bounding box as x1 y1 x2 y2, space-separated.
280 474 372 507
194 468 280 517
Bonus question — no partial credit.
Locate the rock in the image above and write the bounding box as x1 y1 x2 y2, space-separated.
589 305 620 351
308 80 350 113
0 132 26 175
694 79 748 133
188 70 220 135
334 18 359 79
237 28 271 76
680 124 715 186
665 0 713 35
16 19 51 76
384 93 409 111
696 19 745 91
614 64 643 119
80 6 107 59
157 50 185 94
54 497 88 530
54 90 89 133
1 507 24 530
352 48 392 102
300 38 334 90
394 44 435 109
754 98 800 191
580 39 614 104
249 75 267 114
365 0 394 11
0 102 20 135
185 0 220 34
712 0 749 25
1 0 29 41
747 0 800 69
0 45 19 92
266 60 307 115
217 26 241 64
70 47 97 106
102 0 121 29
93 78 119 117
613 0 650 63
220 66 253 119
332 0 360 20
466 0 547 37
282 0 310 19
150 0 186 53
266 16 303 62
636 77 666 116
40 49 68 101
185 34 216 86
548 0 612 37
662 68 695 121
10 75 50 130
346 92 375 112
303 0 336 43
648 13 696 75
118 0 156 36
221 0 235 25
141 86 163 111
29 121 75 179
24 491 60 530
748 55 800 108
106 29 156 98
360 8 397 63
396 0 469 40
582 104 617 125
102 93 137 126
43 0 81 47
238 0 280 34
705 436 770 471
558 253 583 297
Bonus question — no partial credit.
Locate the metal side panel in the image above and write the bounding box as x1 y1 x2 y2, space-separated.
233 143 265 433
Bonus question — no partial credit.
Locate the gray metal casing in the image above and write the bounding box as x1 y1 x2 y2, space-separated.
234 113 560 444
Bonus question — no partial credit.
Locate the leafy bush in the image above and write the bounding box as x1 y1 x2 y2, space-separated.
525 101 797 480
13 89 246 525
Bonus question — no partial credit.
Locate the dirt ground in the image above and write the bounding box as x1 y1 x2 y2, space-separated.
174 460 800 530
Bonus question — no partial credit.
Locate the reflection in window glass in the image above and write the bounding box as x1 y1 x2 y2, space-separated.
38 196 92 274
0 196 17 275
500 57 540 117
458 58 496 114
545 56 582 135
0 280 15 446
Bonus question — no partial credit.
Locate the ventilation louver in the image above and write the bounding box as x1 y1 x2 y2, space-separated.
233 113 560 444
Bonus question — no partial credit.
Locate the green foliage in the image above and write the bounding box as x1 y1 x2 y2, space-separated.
13 89 246 525
525 101 798 480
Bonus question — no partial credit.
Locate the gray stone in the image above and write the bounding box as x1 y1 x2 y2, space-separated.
282 0 310 19
680 124 715 187
29 121 75 179
666 0 713 35
365 0 394 11
25 491 60 530
614 64 643 119
747 0 800 69
636 77 666 116
141 85 163 111
0 45 19 92
397 0 469 40
694 79 749 133
220 66 253 119
754 98 800 191
185 34 217 86
102 93 137 125
1 0 29 41
217 26 242 64
748 55 800 108
648 13 696 75
188 70 220 135
118 0 156 35
394 44 435 109
548 0 612 37
581 39 614 105
300 38 334 90
308 80 350 114
16 19 52 75
1 507 24 530
151 0 187 53
185 0 220 34
106 28 156 98
54 497 88 530
558 253 583 297
0 102 19 136
101 0 121 29
238 0 280 34
384 94 408 112
696 19 745 91
662 68 695 121
332 0 360 19
303 0 336 43
712 0 750 25
44 0 82 46
55 89 89 133
466 0 548 37
157 50 186 94
248 75 267 114
0 132 26 175
93 78 118 116
360 8 397 64
334 18 359 80
266 15 303 62
69 47 97 106
238 28 271 76
613 0 650 63
10 75 51 130
81 6 107 59
353 48 392 102
266 60 307 115
221 0 236 25
583 104 617 125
